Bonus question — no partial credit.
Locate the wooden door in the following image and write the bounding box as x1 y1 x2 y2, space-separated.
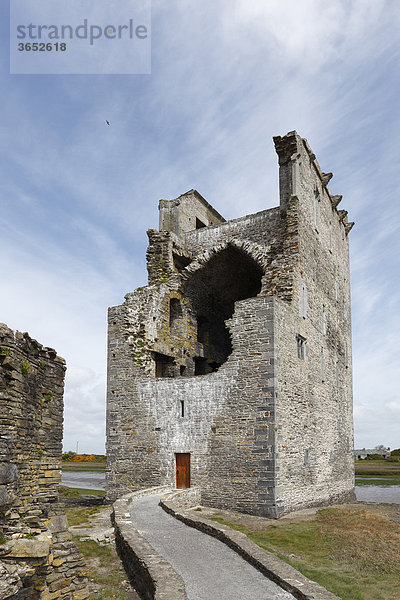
175 453 190 489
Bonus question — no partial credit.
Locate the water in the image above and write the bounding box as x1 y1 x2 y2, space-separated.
60 471 399 503
61 470 106 490
355 485 400 504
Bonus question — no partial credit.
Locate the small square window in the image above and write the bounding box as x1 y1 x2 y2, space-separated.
296 335 306 360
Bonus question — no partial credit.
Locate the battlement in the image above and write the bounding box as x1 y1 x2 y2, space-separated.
107 131 355 517
273 130 354 233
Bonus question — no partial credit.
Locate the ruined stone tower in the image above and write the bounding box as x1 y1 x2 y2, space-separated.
106 131 355 517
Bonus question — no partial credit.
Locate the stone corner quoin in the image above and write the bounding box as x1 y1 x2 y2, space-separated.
106 130 356 518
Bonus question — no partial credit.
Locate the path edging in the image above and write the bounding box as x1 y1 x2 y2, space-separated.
160 490 342 600
112 487 188 600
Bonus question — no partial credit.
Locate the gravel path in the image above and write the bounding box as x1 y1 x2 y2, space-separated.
130 494 295 600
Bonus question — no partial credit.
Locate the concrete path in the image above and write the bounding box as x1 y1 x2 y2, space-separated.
130 494 295 600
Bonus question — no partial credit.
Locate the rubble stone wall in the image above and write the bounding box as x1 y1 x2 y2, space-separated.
0 324 89 600
106 130 355 517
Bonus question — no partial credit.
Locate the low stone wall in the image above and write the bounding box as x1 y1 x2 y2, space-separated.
0 324 89 600
160 489 342 600
112 487 188 600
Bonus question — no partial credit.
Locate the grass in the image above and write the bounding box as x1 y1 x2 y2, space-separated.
211 507 400 600
62 461 106 472
60 485 105 497
355 475 400 486
66 505 107 527
355 460 400 486
355 460 400 475
68 505 138 600
73 537 134 599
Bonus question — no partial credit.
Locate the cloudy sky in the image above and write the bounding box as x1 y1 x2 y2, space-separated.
1 0 399 453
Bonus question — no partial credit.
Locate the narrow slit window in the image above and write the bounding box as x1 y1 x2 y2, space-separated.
180 400 185 418
296 335 306 360
320 348 325 382
314 189 320 231
299 280 308 318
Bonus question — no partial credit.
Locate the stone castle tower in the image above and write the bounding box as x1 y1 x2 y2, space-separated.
106 131 355 517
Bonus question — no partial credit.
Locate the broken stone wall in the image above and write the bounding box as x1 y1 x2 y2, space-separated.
0 324 89 600
106 131 355 518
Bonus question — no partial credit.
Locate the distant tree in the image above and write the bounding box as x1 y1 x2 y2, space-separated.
391 448 400 456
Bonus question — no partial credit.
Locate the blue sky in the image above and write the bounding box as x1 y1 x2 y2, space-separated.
1 0 399 453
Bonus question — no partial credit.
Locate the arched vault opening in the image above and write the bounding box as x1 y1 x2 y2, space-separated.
183 244 263 371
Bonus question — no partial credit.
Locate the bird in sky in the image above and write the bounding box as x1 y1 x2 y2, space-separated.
106 120 110 126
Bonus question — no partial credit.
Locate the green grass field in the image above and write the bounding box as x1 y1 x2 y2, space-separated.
355 460 400 486
60 485 105 497
211 507 400 600
62 461 106 472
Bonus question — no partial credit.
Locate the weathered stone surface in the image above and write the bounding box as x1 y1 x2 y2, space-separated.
48 515 69 534
106 131 355 518
3 532 51 558
0 462 18 485
0 324 90 600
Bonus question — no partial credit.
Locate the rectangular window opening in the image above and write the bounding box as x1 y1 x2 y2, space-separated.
296 335 306 360
194 356 208 375
180 400 185 418
169 298 183 330
153 352 176 378
196 315 208 344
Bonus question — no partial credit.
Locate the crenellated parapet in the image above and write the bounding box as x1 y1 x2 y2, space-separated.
107 131 355 518
273 131 354 233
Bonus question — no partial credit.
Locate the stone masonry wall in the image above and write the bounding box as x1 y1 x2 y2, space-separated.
272 132 355 515
0 324 89 600
106 130 355 518
107 297 279 515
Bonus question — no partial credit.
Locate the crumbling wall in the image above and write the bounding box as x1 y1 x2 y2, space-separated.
106 130 355 518
0 324 89 600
